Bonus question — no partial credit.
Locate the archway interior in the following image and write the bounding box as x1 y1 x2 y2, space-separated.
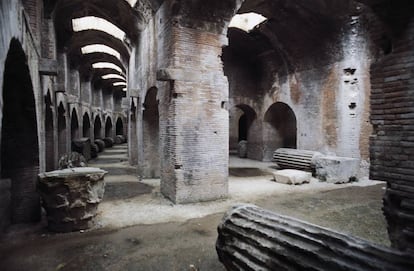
45 91 55 171
229 104 257 154
1 39 40 223
94 116 102 139
142 87 160 178
263 102 297 160
83 113 91 137
70 109 79 140
57 103 67 159
116 117 124 135
105 117 112 137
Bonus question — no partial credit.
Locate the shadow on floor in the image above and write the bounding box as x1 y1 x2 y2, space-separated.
103 182 153 201
229 167 272 177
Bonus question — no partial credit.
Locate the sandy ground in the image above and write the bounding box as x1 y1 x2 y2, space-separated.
0 144 389 271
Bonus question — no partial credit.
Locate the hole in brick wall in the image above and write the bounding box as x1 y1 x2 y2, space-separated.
344 68 356 75
221 101 227 109
380 35 393 55
349 102 357 109
175 164 182 169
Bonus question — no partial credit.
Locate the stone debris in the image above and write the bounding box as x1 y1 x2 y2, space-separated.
272 169 311 185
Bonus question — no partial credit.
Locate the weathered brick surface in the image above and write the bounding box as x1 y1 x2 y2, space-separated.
370 17 414 251
159 21 229 203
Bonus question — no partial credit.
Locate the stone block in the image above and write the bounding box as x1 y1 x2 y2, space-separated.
238 140 247 158
90 143 98 159
103 137 114 148
273 169 311 185
94 139 105 152
314 155 359 183
71 137 91 161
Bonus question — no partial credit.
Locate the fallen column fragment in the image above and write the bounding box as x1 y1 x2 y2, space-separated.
216 204 414 271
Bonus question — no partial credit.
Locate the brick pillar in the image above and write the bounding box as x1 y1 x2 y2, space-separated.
158 25 229 203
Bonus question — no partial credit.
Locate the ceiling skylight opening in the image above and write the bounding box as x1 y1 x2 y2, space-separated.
72 16 126 41
102 74 126 80
125 0 138 7
92 62 123 73
113 82 127 87
81 44 121 60
228 12 267 32
122 87 127 92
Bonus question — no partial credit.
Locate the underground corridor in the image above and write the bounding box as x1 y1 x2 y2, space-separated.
1 0 414 270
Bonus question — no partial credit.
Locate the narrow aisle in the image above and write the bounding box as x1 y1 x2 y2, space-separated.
88 144 153 203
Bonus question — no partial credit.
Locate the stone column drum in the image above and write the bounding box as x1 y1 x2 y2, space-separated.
38 167 107 232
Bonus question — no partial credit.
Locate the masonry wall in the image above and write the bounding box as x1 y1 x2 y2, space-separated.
370 16 414 251
224 14 373 165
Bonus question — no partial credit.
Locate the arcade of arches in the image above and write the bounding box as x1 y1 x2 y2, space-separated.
0 0 414 268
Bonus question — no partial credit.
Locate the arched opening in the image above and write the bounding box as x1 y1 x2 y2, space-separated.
116 117 124 135
229 104 257 157
129 100 137 165
263 102 297 161
1 38 40 223
143 87 160 178
82 113 91 138
105 117 113 138
94 116 102 139
70 108 79 140
57 102 67 159
45 91 55 171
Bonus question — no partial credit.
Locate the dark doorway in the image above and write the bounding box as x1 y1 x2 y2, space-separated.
94 116 102 139
143 87 160 178
45 91 55 171
57 102 67 159
105 117 113 138
263 102 297 161
83 113 91 138
71 108 79 140
116 117 124 135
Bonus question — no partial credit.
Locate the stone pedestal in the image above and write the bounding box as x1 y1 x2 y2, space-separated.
38 167 107 232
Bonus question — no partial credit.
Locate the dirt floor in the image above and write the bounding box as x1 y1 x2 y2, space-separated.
0 145 389 271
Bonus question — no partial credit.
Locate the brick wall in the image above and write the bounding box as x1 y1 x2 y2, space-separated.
370 17 414 251
159 22 229 203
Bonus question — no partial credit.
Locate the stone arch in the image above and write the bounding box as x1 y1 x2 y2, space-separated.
105 116 113 138
45 90 55 171
143 87 160 178
263 102 297 161
57 102 67 159
116 116 124 135
82 112 91 138
229 104 257 153
70 108 79 140
0 38 40 223
94 115 102 139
